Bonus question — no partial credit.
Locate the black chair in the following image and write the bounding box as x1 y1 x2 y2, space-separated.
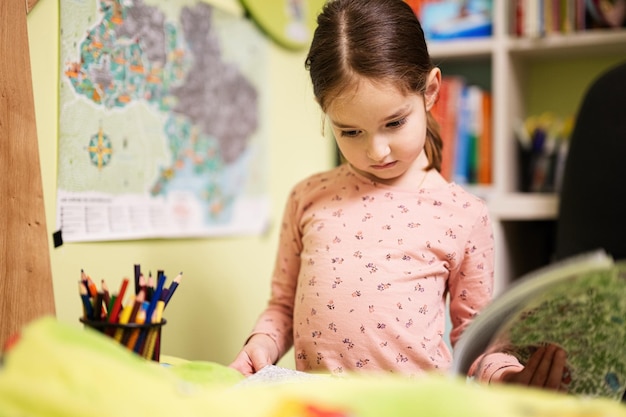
554 61 626 262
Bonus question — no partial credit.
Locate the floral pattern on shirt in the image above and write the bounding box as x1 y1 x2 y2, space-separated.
251 164 495 376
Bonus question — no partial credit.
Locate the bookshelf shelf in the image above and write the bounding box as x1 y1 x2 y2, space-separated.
464 188 558 220
429 38 494 59
487 193 558 221
507 30 626 57
422 0 626 287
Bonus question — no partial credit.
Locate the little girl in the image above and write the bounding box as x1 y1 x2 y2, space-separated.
230 0 565 389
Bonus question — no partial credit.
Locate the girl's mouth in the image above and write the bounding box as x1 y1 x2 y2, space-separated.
371 161 397 170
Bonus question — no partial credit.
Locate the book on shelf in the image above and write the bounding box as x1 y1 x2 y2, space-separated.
411 0 493 41
431 76 492 185
478 90 492 184
404 0 425 17
452 249 626 401
454 84 472 184
513 0 626 38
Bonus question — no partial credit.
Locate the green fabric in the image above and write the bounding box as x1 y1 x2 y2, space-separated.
167 360 244 387
1 317 625 417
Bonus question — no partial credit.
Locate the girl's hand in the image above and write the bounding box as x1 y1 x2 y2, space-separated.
501 344 568 392
228 333 279 376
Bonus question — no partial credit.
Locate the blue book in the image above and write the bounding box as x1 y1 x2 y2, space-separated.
421 0 493 41
453 85 471 184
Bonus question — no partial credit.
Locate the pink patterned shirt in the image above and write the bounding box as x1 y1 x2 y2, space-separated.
250 164 496 377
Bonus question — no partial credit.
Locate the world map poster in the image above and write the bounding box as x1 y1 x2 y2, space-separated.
57 0 269 242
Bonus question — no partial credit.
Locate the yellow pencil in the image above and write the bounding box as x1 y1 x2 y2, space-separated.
126 302 147 351
143 300 165 360
114 296 135 342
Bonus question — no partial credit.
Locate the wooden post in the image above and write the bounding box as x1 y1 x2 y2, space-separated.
26 0 39 14
0 0 55 349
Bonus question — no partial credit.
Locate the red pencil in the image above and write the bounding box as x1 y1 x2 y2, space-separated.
107 278 129 324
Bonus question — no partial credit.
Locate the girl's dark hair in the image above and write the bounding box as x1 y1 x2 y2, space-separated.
305 0 442 172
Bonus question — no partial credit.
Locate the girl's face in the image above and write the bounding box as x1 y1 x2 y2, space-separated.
327 69 440 188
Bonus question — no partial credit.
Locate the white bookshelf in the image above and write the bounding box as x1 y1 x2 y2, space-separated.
427 1 626 291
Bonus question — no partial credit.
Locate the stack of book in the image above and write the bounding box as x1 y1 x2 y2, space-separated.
513 0 626 38
431 76 492 185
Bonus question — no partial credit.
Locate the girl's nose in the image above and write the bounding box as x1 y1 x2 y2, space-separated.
366 135 391 162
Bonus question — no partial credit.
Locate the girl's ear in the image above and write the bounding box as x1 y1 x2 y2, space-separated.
424 67 441 111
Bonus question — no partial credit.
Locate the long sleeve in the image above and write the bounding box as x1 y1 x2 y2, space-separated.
247 186 302 358
447 203 495 348
469 351 524 383
447 205 525 382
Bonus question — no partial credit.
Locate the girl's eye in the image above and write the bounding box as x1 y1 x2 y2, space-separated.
340 129 360 138
387 117 407 129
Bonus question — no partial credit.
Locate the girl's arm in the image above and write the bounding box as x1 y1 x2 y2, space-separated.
447 202 495 349
241 185 304 364
452 204 567 389
446 202 524 382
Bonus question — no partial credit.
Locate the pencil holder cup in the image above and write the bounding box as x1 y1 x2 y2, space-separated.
80 318 167 362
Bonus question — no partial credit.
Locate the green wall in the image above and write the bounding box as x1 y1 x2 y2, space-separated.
526 56 626 119
27 0 334 367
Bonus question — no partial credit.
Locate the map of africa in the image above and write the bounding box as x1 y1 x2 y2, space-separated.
57 0 269 242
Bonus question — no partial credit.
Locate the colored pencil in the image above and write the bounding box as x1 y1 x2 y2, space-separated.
145 273 166 321
114 296 135 342
101 279 111 312
121 290 144 346
138 273 147 299
134 274 165 354
127 301 148 351
143 300 165 360
163 272 182 306
108 294 117 317
80 269 89 291
93 292 104 321
86 275 98 298
146 272 155 301
107 278 129 324
133 264 141 295
79 281 94 320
